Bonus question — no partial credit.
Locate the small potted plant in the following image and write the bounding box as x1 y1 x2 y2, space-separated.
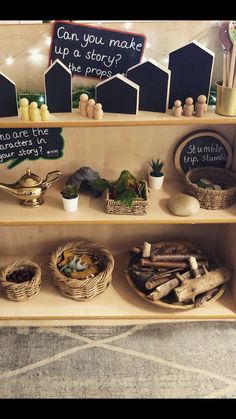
60 184 79 212
148 158 165 190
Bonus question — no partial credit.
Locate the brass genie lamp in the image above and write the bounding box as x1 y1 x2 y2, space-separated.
0 168 62 208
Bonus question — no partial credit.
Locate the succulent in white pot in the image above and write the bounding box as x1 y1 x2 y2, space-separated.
60 184 79 212
148 158 165 190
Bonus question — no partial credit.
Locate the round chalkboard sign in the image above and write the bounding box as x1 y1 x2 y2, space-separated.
174 129 232 175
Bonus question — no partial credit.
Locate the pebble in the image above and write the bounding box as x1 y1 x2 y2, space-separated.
168 192 200 216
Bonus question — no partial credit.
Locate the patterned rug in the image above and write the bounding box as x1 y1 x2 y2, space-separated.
1 321 236 399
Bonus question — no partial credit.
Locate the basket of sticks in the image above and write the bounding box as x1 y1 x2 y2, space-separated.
49 240 114 301
184 167 236 210
0 259 42 301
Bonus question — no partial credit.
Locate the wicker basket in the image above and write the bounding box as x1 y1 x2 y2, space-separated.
49 241 114 301
0 259 42 301
184 167 236 210
105 180 149 215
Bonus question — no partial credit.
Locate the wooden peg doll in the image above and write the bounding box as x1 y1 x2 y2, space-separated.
19 97 29 121
29 101 40 122
78 93 89 116
87 99 96 118
172 100 183 117
94 103 104 120
40 104 50 121
195 95 207 118
183 97 194 116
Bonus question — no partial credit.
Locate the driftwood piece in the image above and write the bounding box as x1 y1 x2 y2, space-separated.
194 287 219 307
148 278 179 301
140 258 209 269
189 256 201 278
150 253 205 262
174 267 231 303
145 274 175 290
151 241 200 253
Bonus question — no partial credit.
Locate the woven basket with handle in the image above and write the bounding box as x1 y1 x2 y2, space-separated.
49 240 114 301
0 259 42 301
184 167 236 210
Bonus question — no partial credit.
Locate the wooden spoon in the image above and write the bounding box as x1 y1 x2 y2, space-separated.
219 21 232 86
228 21 236 87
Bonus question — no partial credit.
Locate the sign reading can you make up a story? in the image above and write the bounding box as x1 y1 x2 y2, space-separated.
49 21 146 80
174 130 232 175
0 127 64 169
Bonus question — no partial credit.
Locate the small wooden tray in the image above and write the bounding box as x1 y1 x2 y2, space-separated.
125 268 226 310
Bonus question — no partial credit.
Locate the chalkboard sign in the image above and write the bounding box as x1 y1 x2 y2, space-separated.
49 21 146 80
174 130 232 175
0 127 64 169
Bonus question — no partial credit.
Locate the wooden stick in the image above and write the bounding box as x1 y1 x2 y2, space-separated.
148 278 179 301
142 241 151 258
140 258 209 269
150 253 205 262
145 273 177 290
228 43 236 88
174 267 231 303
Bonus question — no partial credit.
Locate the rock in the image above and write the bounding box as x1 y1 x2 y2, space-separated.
66 167 101 197
168 192 200 216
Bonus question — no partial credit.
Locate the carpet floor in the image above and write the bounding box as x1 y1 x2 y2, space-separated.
0 321 236 399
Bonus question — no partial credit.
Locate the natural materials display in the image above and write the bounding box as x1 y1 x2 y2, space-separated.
184 167 236 210
50 241 114 301
126 240 230 309
89 170 148 215
0 259 42 301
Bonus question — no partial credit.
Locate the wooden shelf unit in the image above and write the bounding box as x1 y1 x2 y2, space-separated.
1 112 236 323
0 108 236 128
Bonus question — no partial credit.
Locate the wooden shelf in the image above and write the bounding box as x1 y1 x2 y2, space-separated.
0 253 235 321
1 179 236 225
0 108 236 128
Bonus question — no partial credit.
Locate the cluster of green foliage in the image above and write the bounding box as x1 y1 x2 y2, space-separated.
60 184 79 199
89 170 146 207
149 158 164 177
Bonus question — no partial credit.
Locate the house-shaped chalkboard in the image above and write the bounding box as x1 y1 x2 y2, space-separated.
168 40 215 109
0 72 18 117
126 59 171 113
44 59 72 113
96 73 139 115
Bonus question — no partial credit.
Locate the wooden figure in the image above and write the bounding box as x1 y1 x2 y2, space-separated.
172 100 182 117
0 72 18 117
29 102 40 122
126 58 171 113
195 95 207 118
19 97 29 121
44 58 72 113
183 97 194 116
168 41 215 108
40 104 50 121
78 93 89 116
96 73 139 115
87 99 96 118
94 103 104 120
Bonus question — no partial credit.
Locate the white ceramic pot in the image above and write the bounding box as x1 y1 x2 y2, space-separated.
148 173 164 190
62 196 79 212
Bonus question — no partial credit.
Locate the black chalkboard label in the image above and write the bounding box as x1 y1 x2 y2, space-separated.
0 127 64 169
174 130 232 175
49 21 146 80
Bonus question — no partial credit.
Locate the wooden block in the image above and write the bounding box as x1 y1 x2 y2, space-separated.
168 41 215 109
96 73 139 114
0 72 18 117
44 58 72 113
126 58 170 113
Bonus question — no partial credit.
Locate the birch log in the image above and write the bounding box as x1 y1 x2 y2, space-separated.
174 267 231 303
148 278 179 301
